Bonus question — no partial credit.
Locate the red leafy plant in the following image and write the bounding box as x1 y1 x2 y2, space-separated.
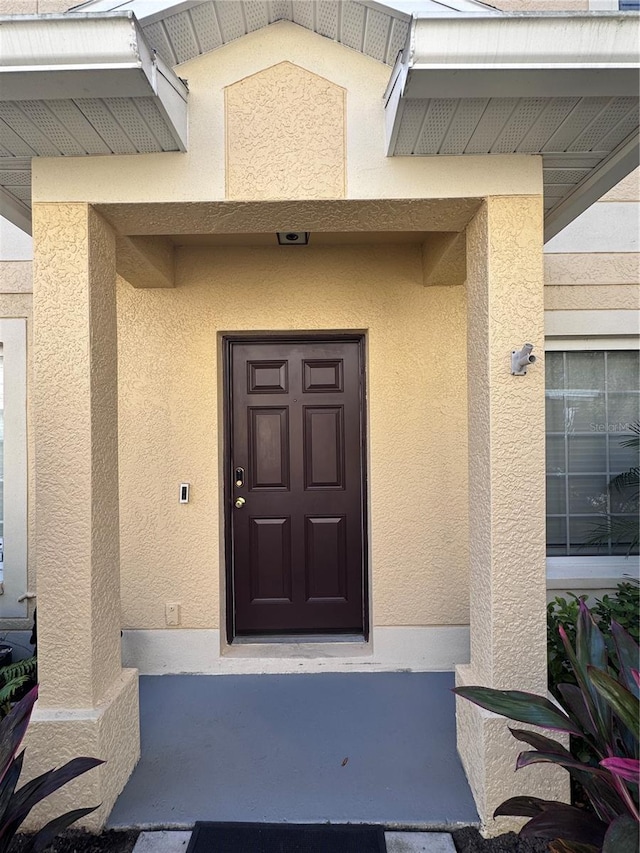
0 685 103 852
454 602 639 853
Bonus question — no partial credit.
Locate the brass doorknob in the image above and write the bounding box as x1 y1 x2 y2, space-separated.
234 497 246 508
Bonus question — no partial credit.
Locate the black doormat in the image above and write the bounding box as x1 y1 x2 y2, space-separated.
186 822 387 852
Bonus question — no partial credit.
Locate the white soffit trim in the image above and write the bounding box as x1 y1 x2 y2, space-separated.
0 12 188 230
386 13 640 242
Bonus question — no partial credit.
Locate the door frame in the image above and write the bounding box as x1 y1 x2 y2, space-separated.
222 333 369 644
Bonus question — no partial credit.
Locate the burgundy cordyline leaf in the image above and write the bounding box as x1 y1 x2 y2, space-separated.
0 687 37 788
4 757 104 828
519 802 607 846
610 622 640 700
509 727 574 758
25 806 100 853
602 814 640 853
558 625 604 746
516 749 610 778
632 670 640 688
452 686 583 736
493 796 552 818
600 757 640 784
557 683 598 739
588 666 640 739
549 841 599 853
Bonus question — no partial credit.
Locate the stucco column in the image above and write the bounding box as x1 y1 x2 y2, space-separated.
24 203 139 829
456 196 569 833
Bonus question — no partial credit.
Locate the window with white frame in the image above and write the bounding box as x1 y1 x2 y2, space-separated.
0 319 28 617
545 349 639 558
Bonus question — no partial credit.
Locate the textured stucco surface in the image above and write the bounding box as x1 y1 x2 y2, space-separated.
32 204 124 707
27 203 140 831
97 198 481 236
32 23 543 206
115 236 175 289
0 1 73 10
456 665 569 835
544 252 640 285
545 283 640 310
225 61 345 200
23 668 140 831
465 195 548 693
117 243 469 631
601 168 640 202
0 261 33 293
457 196 568 832
491 0 588 9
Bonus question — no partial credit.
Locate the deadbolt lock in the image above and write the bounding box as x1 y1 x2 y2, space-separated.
234 497 246 509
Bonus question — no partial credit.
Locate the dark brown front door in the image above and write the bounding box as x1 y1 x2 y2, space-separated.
226 337 366 636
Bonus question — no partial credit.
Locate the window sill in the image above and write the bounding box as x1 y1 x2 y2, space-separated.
547 556 640 590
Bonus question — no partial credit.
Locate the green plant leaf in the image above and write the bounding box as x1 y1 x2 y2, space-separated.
588 666 640 740
602 814 640 853
452 686 584 736
0 675 32 711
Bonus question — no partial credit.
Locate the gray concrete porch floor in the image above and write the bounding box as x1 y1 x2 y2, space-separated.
108 672 478 829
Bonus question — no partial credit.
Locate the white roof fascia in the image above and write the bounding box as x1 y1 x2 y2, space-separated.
409 13 640 70
0 12 188 149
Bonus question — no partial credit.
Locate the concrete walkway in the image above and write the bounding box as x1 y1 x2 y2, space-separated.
108 672 478 829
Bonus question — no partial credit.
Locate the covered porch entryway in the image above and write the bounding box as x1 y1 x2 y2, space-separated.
107 672 478 829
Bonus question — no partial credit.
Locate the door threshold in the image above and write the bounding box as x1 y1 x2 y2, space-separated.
233 634 366 645
223 634 371 660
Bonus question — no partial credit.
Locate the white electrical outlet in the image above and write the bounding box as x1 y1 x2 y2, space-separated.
165 602 181 626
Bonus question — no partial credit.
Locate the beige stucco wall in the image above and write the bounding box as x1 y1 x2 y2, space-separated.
225 61 346 200
0 0 71 11
117 243 469 631
457 194 569 833
544 167 640 314
21 202 139 831
491 1 588 9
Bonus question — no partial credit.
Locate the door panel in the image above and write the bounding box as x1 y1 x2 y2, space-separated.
228 338 366 635
304 406 345 489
